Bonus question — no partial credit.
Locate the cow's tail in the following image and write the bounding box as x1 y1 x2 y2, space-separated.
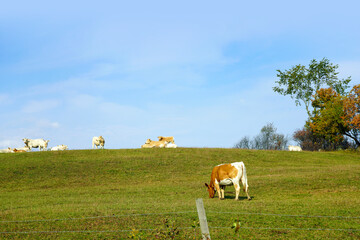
241 162 249 193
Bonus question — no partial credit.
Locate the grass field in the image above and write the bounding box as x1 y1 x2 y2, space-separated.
1 148 359 239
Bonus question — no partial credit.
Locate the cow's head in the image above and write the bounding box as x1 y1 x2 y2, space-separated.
22 138 29 146
204 183 216 198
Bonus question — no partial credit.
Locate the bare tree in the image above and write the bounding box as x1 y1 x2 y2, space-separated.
234 123 289 150
233 136 251 149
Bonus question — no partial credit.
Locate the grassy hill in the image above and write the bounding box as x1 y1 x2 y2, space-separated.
1 148 359 239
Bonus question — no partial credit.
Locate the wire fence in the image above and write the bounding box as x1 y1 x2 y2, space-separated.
1 210 359 235
0 211 197 223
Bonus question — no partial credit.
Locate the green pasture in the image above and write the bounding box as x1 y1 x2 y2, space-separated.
0 148 359 239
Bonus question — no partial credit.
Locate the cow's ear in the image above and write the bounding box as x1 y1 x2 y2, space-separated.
205 183 209 188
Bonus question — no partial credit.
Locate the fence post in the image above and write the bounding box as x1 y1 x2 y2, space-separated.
196 198 211 240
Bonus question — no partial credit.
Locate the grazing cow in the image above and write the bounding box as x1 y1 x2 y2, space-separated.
51 144 68 151
13 148 27 153
205 162 251 201
157 136 175 144
0 147 13 153
23 138 50 151
165 142 177 148
288 145 302 151
141 139 166 148
92 136 105 149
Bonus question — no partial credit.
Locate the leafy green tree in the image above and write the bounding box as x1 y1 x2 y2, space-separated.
273 58 351 117
308 88 346 147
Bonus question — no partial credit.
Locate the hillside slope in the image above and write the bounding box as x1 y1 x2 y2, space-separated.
1 148 359 239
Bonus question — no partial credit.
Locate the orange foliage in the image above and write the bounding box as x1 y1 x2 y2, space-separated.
343 84 360 131
309 85 360 147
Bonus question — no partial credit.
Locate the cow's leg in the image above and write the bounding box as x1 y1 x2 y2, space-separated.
234 183 240 200
244 186 251 200
241 181 251 200
214 183 222 200
220 186 226 199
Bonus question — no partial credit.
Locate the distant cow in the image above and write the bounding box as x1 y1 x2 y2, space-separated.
141 142 154 148
16 146 31 152
51 144 68 151
13 148 27 153
288 145 302 151
165 142 177 148
141 139 166 148
92 136 105 149
157 136 175 144
23 138 50 151
205 162 251 201
0 147 13 153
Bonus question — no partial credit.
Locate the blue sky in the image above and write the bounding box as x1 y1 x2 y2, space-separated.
1 0 360 149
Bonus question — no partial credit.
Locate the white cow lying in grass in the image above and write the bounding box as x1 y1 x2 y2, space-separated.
288 145 302 151
23 138 50 151
16 146 31 152
51 145 68 151
92 136 105 149
0 148 13 153
165 142 177 148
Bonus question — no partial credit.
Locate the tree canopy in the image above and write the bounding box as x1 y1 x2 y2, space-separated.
308 84 360 148
273 58 351 117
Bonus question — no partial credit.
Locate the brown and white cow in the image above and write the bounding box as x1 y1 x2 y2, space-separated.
205 162 251 200
141 139 167 148
92 136 105 149
157 136 174 144
13 148 27 153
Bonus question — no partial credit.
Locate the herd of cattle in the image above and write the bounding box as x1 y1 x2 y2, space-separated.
0 135 303 201
0 135 178 153
0 138 68 153
1 136 303 153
